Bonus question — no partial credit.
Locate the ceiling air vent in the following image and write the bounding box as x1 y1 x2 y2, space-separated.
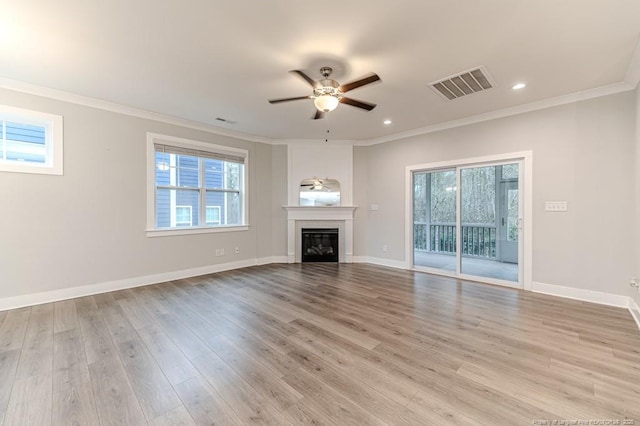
429 66 495 100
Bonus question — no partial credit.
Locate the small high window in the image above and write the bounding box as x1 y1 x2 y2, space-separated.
0 105 63 175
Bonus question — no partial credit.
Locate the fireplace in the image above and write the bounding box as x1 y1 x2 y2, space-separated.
284 206 356 263
301 228 339 262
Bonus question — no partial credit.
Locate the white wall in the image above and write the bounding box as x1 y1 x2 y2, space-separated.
0 88 275 301
287 144 353 205
354 91 637 297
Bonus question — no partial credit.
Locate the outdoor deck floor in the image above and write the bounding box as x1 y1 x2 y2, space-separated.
414 251 519 282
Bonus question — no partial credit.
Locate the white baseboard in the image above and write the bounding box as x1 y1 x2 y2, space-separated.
352 256 407 270
0 258 259 312
3 260 639 333
532 281 630 308
256 256 288 265
629 297 640 330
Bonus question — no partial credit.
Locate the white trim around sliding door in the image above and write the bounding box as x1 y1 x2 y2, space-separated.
405 151 533 291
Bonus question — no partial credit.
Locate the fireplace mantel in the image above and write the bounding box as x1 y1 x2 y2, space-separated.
284 206 357 263
284 206 357 220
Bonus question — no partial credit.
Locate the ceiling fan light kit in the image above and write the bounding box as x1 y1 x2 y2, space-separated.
314 95 340 112
269 66 381 119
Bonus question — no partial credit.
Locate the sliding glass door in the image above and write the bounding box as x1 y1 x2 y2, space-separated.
413 169 457 274
412 160 523 287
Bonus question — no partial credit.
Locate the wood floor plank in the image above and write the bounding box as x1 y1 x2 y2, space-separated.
53 328 90 388
116 337 183 421
3 373 52 426
0 307 31 353
456 361 622 420
88 357 147 425
52 380 99 426
150 405 196 426
282 367 386 426
238 285 382 350
94 293 140 344
287 321 421 406
14 304 54 379
117 291 157 330
206 333 303 411
137 324 200 386
173 376 243 426
150 313 212 361
131 288 213 360
191 351 293 425
0 263 639 424
53 299 79 334
288 346 428 425
76 297 118 364
0 349 21 425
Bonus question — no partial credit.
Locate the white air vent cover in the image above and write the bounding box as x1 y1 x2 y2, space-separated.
429 66 495 100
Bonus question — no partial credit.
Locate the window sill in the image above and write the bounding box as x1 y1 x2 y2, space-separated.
146 225 249 238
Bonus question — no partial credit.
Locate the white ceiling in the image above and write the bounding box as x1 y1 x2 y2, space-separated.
2 1 640 142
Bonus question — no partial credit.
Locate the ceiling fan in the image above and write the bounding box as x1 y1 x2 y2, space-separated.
300 179 324 190
268 67 381 119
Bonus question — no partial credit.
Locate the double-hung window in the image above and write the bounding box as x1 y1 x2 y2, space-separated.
147 133 248 235
0 105 63 175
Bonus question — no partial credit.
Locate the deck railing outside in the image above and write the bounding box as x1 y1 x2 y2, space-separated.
414 222 496 259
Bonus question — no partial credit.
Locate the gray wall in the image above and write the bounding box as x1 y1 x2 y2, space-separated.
635 85 640 307
1 86 638 303
354 91 637 297
270 144 288 258
0 88 275 299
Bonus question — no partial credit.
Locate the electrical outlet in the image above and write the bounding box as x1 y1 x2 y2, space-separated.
235 247 240 254
630 277 639 288
545 201 568 212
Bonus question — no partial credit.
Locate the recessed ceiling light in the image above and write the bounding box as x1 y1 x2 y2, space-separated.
383 119 392 125
512 83 526 90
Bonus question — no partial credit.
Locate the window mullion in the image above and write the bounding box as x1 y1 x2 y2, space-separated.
200 157 206 226
2 120 6 161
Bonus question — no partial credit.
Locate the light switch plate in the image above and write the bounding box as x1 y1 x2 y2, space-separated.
545 201 568 212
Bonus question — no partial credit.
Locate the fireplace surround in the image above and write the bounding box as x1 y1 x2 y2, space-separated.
284 206 356 263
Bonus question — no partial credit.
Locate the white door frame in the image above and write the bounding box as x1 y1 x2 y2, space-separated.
405 151 533 291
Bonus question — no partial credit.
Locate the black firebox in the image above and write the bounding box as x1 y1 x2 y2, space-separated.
301 228 339 262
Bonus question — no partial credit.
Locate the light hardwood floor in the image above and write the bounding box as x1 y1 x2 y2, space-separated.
0 263 639 425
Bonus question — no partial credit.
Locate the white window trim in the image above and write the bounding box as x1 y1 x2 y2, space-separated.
146 132 249 237
0 104 63 175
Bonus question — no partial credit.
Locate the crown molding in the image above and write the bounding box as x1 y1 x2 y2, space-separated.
1 74 636 149
624 37 640 88
359 81 635 146
0 77 272 145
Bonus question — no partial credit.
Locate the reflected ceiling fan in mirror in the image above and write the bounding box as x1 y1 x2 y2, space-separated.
268 67 381 119
300 178 325 190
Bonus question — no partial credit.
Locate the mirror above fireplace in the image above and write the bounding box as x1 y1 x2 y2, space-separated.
299 178 341 206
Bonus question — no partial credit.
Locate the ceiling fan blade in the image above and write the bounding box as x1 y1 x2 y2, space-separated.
290 70 321 89
339 73 381 93
340 97 377 111
313 110 325 120
268 95 312 104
